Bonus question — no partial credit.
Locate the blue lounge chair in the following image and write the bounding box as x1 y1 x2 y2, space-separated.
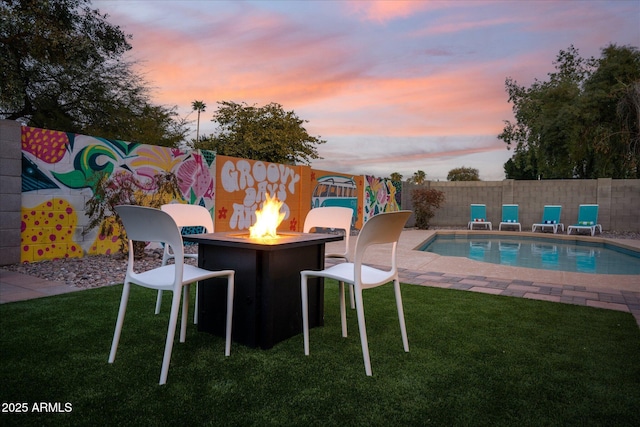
499 204 521 231
468 204 492 230
567 204 602 236
532 205 564 234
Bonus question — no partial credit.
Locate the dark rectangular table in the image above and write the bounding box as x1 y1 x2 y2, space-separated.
183 232 343 349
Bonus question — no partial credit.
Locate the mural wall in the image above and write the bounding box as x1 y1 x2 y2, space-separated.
18 126 401 263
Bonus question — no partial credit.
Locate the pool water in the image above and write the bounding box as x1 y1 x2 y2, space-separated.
419 235 640 275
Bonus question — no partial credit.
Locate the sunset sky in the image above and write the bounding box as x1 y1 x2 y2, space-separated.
93 0 639 180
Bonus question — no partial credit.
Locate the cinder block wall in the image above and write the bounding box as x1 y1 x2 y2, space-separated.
0 120 22 265
402 179 640 231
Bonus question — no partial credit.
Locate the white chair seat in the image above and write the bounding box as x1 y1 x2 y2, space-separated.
317 263 395 289
130 264 220 291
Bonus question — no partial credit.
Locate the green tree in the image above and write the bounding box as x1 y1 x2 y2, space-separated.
499 44 640 179
389 172 403 182
192 100 206 143
447 166 480 181
193 101 325 165
408 170 427 185
0 0 188 146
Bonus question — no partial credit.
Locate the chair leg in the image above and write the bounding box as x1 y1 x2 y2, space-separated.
339 281 348 337
160 289 182 385
393 279 409 352
109 283 131 364
348 285 356 310
224 274 234 356
194 283 199 324
155 290 163 314
180 284 190 343
353 286 372 376
301 274 310 355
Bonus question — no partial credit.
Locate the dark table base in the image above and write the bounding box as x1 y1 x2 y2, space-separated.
196 240 327 349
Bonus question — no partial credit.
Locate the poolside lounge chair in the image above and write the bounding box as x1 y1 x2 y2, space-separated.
567 204 602 236
499 204 521 231
532 205 564 234
468 204 492 230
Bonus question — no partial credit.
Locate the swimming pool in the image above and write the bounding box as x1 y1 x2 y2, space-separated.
418 234 640 275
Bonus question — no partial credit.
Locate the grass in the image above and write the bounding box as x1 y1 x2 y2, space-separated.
1 281 639 426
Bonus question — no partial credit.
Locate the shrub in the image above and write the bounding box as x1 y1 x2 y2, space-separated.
411 188 445 229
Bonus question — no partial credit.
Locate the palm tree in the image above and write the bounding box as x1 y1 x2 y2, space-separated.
191 100 206 143
410 170 427 185
389 172 403 182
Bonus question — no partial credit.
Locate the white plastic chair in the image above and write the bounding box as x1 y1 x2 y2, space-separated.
109 205 234 385
156 203 214 324
300 210 412 376
303 207 354 307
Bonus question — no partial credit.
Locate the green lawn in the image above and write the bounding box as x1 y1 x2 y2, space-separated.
1 281 639 426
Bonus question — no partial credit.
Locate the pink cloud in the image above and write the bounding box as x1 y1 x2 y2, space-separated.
344 0 442 23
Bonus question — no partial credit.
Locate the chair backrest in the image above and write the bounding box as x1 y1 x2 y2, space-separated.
502 204 519 222
470 204 487 221
115 205 185 263
577 204 599 223
353 211 411 271
303 207 353 260
161 203 214 233
541 205 562 223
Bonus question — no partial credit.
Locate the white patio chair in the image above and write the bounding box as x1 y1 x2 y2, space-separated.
300 210 412 376
109 205 234 385
303 207 354 308
156 203 214 324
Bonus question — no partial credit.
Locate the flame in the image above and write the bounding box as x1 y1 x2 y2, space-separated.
249 193 285 239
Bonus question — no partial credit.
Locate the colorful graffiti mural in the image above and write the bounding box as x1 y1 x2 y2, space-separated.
364 175 401 222
18 126 402 262
20 126 216 262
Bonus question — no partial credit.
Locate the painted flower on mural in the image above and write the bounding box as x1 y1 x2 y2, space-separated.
129 145 183 180
22 127 70 163
177 153 214 202
385 180 400 211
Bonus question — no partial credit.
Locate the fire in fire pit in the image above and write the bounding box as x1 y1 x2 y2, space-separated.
249 193 286 239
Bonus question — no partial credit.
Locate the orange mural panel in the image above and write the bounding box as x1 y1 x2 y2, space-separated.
214 155 306 233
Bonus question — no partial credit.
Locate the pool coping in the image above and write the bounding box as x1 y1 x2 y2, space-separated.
326 229 640 324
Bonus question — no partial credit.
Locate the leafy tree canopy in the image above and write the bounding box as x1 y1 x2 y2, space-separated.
499 44 640 179
193 101 325 165
447 166 480 181
0 0 188 146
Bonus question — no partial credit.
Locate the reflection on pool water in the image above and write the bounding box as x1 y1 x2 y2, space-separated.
419 235 640 275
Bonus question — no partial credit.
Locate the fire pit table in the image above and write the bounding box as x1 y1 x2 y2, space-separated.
183 231 343 349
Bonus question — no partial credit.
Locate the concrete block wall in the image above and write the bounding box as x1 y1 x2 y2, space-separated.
610 180 640 231
0 120 22 265
402 178 639 232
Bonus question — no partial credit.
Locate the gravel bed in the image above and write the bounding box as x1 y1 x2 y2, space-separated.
1 230 638 289
1 246 198 289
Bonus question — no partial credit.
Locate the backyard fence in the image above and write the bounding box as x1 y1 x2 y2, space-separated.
1 119 638 266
